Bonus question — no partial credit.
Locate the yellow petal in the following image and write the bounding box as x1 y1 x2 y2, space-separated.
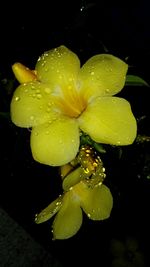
52 192 82 239
35 196 62 224
79 54 128 101
30 117 80 166
10 81 57 127
78 97 137 145
62 166 83 191
81 184 113 220
12 63 37 83
60 163 74 179
35 45 80 87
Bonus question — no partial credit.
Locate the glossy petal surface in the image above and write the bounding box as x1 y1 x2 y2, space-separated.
35 196 62 224
10 81 55 127
79 97 137 145
79 54 128 101
81 184 113 220
30 117 80 166
35 45 80 88
52 192 82 239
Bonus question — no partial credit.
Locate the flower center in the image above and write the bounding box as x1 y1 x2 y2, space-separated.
52 84 87 118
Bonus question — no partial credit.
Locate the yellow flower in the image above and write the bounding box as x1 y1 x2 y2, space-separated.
10 45 137 166
35 180 113 240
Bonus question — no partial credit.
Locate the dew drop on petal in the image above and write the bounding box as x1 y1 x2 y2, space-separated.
15 96 20 101
45 87 51 94
46 108 51 113
116 141 121 145
37 94 42 99
30 115 34 121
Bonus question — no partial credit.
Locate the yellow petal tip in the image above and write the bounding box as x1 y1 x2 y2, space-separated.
12 63 37 83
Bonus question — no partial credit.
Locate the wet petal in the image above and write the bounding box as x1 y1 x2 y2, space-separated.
35 45 80 88
35 196 62 224
30 117 80 166
10 81 56 127
52 192 82 239
78 97 137 145
81 184 113 220
79 54 128 101
62 166 83 191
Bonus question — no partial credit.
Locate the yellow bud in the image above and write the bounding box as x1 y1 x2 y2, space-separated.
12 63 37 83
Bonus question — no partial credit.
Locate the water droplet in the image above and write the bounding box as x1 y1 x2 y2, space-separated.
46 107 51 113
37 94 42 99
87 213 91 218
45 87 51 94
44 68 49 72
35 214 38 221
30 115 34 121
116 141 121 145
91 71 94 76
105 89 110 94
47 102 52 107
56 201 61 206
32 94 36 98
15 96 20 101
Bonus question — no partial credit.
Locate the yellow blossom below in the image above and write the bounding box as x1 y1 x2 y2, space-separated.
10 45 137 166
35 149 112 240
35 180 113 239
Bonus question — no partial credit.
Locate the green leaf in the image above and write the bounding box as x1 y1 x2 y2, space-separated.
80 132 106 153
125 75 149 87
0 112 10 120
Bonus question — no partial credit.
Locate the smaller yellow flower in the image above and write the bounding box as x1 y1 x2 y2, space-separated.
35 180 113 240
10 45 137 167
35 146 113 240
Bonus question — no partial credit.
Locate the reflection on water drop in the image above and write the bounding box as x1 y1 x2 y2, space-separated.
47 108 51 113
15 96 20 101
30 115 34 121
45 87 51 94
105 88 110 94
37 94 42 99
116 141 121 145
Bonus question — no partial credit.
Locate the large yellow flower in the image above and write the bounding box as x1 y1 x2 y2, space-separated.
10 45 137 166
